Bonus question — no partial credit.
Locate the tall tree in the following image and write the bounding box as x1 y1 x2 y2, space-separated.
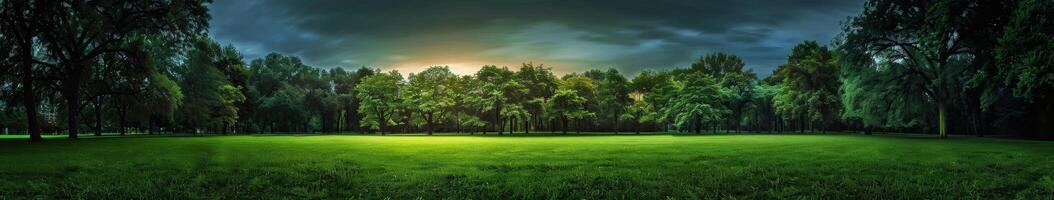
476 65 521 134
659 73 728 134
548 89 591 134
0 0 44 142
557 75 597 133
175 38 244 134
630 70 682 132
774 41 841 132
691 52 749 77
356 70 403 134
841 0 990 138
593 69 632 133
34 0 210 138
451 75 487 133
840 59 932 134
691 53 756 132
620 101 655 134
986 0 1054 137
405 66 457 135
516 63 558 133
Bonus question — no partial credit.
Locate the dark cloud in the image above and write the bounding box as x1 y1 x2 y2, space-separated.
208 0 865 76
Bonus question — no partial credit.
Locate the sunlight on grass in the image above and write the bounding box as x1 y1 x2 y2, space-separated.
2 134 1054 199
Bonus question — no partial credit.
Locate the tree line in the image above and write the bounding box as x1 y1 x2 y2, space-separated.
1 0 1052 142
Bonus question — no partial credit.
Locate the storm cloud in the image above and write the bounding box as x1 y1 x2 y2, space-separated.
208 0 865 76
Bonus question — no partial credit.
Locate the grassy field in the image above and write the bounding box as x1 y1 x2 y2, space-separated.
2 133 1054 199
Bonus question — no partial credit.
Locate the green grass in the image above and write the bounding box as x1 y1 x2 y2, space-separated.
2 133 1054 199
0 134 67 140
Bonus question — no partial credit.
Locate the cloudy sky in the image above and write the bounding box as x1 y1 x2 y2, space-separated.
208 0 865 76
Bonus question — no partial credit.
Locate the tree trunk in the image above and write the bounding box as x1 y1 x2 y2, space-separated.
694 118 701 134
499 115 506 135
494 104 502 135
426 114 434 135
524 117 529 134
94 96 102 136
20 48 42 143
634 121 640 135
552 117 560 133
119 103 129 135
576 119 581 134
379 114 388 136
64 77 82 139
119 106 127 136
938 102 947 138
562 116 568 134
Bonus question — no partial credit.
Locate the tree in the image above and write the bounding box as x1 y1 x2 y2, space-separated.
659 73 728 134
214 45 253 133
629 70 678 132
0 0 44 142
516 63 558 133
593 69 632 133
451 75 487 133
986 0 1054 136
258 85 308 132
620 101 655 134
175 38 245 134
840 0 989 138
840 60 931 134
774 41 841 132
405 66 457 135
356 70 403 134
689 53 756 132
476 65 522 134
721 72 756 132
549 89 591 134
86 35 184 136
330 67 373 133
691 52 749 77
34 0 210 138
555 75 597 133
247 53 333 133
746 82 779 132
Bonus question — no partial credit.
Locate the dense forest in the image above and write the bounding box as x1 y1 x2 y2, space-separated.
1 0 1052 143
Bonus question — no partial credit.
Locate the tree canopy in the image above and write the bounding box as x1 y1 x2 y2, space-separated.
0 0 1052 141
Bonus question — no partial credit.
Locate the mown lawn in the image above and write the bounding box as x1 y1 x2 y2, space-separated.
2 133 1053 199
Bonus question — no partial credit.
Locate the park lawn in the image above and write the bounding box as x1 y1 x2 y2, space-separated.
2 134 1054 199
0 135 68 140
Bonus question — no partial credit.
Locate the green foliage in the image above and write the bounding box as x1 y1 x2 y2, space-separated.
475 65 527 132
691 52 749 77
356 70 404 132
592 69 633 130
774 41 841 129
405 66 458 134
840 61 931 129
30 0 211 137
659 73 728 133
175 38 246 131
3 0 1052 139
744 82 779 130
548 88 593 133
992 0 1054 103
620 101 656 133
839 0 992 137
